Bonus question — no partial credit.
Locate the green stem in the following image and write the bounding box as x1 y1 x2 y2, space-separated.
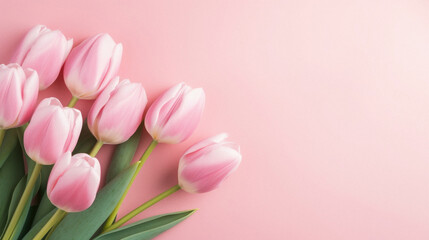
2 163 42 240
102 140 158 230
0 129 5 149
44 218 60 240
45 208 66 240
33 209 67 240
89 140 103 157
103 185 181 233
67 96 79 108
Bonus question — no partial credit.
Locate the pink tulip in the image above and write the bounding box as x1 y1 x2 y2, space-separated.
64 33 123 100
10 25 73 90
178 133 241 193
88 77 147 144
145 83 205 144
0 64 39 129
24 98 82 165
47 152 101 212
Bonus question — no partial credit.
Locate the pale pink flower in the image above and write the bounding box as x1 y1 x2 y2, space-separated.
64 33 122 99
11 25 72 90
47 152 101 212
145 83 205 144
24 98 82 165
88 77 147 144
0 64 38 129
178 134 241 193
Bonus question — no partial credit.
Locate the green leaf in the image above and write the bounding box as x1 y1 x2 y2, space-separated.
12 179 40 240
14 124 38 185
17 205 37 240
31 191 54 227
0 144 24 232
1 174 40 239
22 208 56 240
24 161 138 240
20 146 49 193
106 124 143 183
14 124 50 189
0 129 19 168
45 163 139 240
93 210 197 240
1 176 26 238
39 165 53 192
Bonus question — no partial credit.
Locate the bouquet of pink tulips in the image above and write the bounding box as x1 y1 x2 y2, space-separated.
0 25 241 240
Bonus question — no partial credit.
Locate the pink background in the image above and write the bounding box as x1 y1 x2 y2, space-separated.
1 0 429 239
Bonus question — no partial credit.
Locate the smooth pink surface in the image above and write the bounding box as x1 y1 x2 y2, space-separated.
1 0 429 239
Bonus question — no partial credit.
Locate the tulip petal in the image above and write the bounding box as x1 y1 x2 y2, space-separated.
184 133 228 155
95 43 122 97
47 153 100 212
178 135 241 193
88 79 147 144
16 68 39 126
87 77 120 139
64 34 103 98
10 25 50 64
0 66 23 128
144 83 186 135
49 166 100 212
179 146 241 193
157 88 205 143
62 108 83 153
37 109 70 164
64 34 122 99
22 31 70 89
64 38 74 62
96 82 146 144
79 35 116 91
24 98 81 165
47 152 72 195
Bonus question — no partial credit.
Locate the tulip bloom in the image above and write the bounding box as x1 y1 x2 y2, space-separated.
47 152 101 212
0 64 39 129
145 83 205 144
88 78 147 144
10 25 73 90
4 98 82 240
24 98 82 165
64 33 122 100
178 133 241 193
102 134 241 232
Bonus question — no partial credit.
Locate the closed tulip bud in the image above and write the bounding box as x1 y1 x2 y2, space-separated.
178 134 241 193
10 25 73 90
47 152 101 212
24 98 82 165
0 64 39 129
145 83 205 144
64 33 123 100
88 77 147 144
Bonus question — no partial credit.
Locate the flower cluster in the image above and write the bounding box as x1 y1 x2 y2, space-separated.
0 25 241 240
